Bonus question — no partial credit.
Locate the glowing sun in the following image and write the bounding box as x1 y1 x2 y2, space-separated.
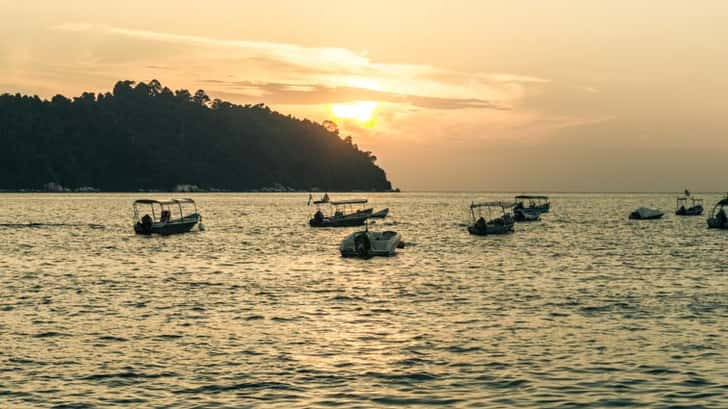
330 101 377 125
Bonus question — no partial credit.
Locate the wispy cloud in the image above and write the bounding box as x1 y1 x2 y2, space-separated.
201 80 507 110
51 23 548 109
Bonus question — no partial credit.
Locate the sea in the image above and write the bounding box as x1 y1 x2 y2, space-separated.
0 193 726 408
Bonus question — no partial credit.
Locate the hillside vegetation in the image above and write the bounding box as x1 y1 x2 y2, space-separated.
0 80 392 192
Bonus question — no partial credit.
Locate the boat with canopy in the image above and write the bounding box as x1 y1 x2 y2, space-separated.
309 198 373 227
467 201 515 235
675 196 704 216
514 195 550 214
707 195 728 229
133 198 203 235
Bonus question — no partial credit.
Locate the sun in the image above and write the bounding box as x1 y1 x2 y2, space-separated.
330 101 377 125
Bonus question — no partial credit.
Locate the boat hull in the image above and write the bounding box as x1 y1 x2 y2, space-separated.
707 218 728 229
629 208 664 220
369 208 389 219
310 209 373 227
134 215 200 235
514 208 541 222
676 205 704 216
467 222 514 235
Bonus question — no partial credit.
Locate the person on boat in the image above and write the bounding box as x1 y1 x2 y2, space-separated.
313 210 324 223
160 210 171 223
334 210 343 219
475 217 487 231
141 214 152 226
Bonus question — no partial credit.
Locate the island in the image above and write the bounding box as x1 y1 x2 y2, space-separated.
0 80 392 192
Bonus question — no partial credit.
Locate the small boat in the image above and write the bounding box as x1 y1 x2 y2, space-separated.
514 195 550 214
340 229 402 258
369 208 389 219
467 201 515 235
675 196 704 216
707 195 728 229
309 198 373 227
513 207 541 222
133 198 203 235
629 207 664 220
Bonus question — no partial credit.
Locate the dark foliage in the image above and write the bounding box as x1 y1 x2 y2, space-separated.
0 80 392 191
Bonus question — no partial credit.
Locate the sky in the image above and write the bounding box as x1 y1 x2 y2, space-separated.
2 1 727 192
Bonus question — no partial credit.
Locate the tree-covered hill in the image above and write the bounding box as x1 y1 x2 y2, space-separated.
0 80 392 192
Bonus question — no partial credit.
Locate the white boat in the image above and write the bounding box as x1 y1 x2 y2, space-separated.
629 207 664 220
340 230 402 258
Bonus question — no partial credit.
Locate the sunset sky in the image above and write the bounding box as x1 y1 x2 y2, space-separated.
2 1 727 191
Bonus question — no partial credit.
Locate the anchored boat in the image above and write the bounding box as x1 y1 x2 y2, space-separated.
675 196 704 216
514 195 550 214
309 198 373 227
629 207 664 220
467 201 515 235
340 228 402 258
133 198 202 235
707 195 728 229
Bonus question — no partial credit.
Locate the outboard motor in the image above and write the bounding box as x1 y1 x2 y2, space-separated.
354 233 372 258
140 214 153 235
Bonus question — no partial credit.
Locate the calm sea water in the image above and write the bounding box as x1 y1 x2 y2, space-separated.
1 193 726 408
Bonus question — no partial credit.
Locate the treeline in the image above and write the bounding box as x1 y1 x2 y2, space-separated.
0 80 392 192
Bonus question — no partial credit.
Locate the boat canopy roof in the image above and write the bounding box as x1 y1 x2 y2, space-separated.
330 199 368 206
515 195 549 200
134 198 196 206
471 201 515 209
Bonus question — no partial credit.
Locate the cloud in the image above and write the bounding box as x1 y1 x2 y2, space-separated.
51 23 547 110
200 80 507 110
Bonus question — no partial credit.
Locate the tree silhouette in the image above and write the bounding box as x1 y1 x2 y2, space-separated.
0 80 392 192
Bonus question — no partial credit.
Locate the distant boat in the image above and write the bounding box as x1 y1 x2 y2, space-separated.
467 201 515 235
675 196 704 216
369 208 389 219
309 198 373 227
707 195 728 229
514 195 550 214
629 207 664 220
133 198 202 235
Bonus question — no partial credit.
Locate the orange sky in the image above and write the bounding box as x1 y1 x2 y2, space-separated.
2 1 727 191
